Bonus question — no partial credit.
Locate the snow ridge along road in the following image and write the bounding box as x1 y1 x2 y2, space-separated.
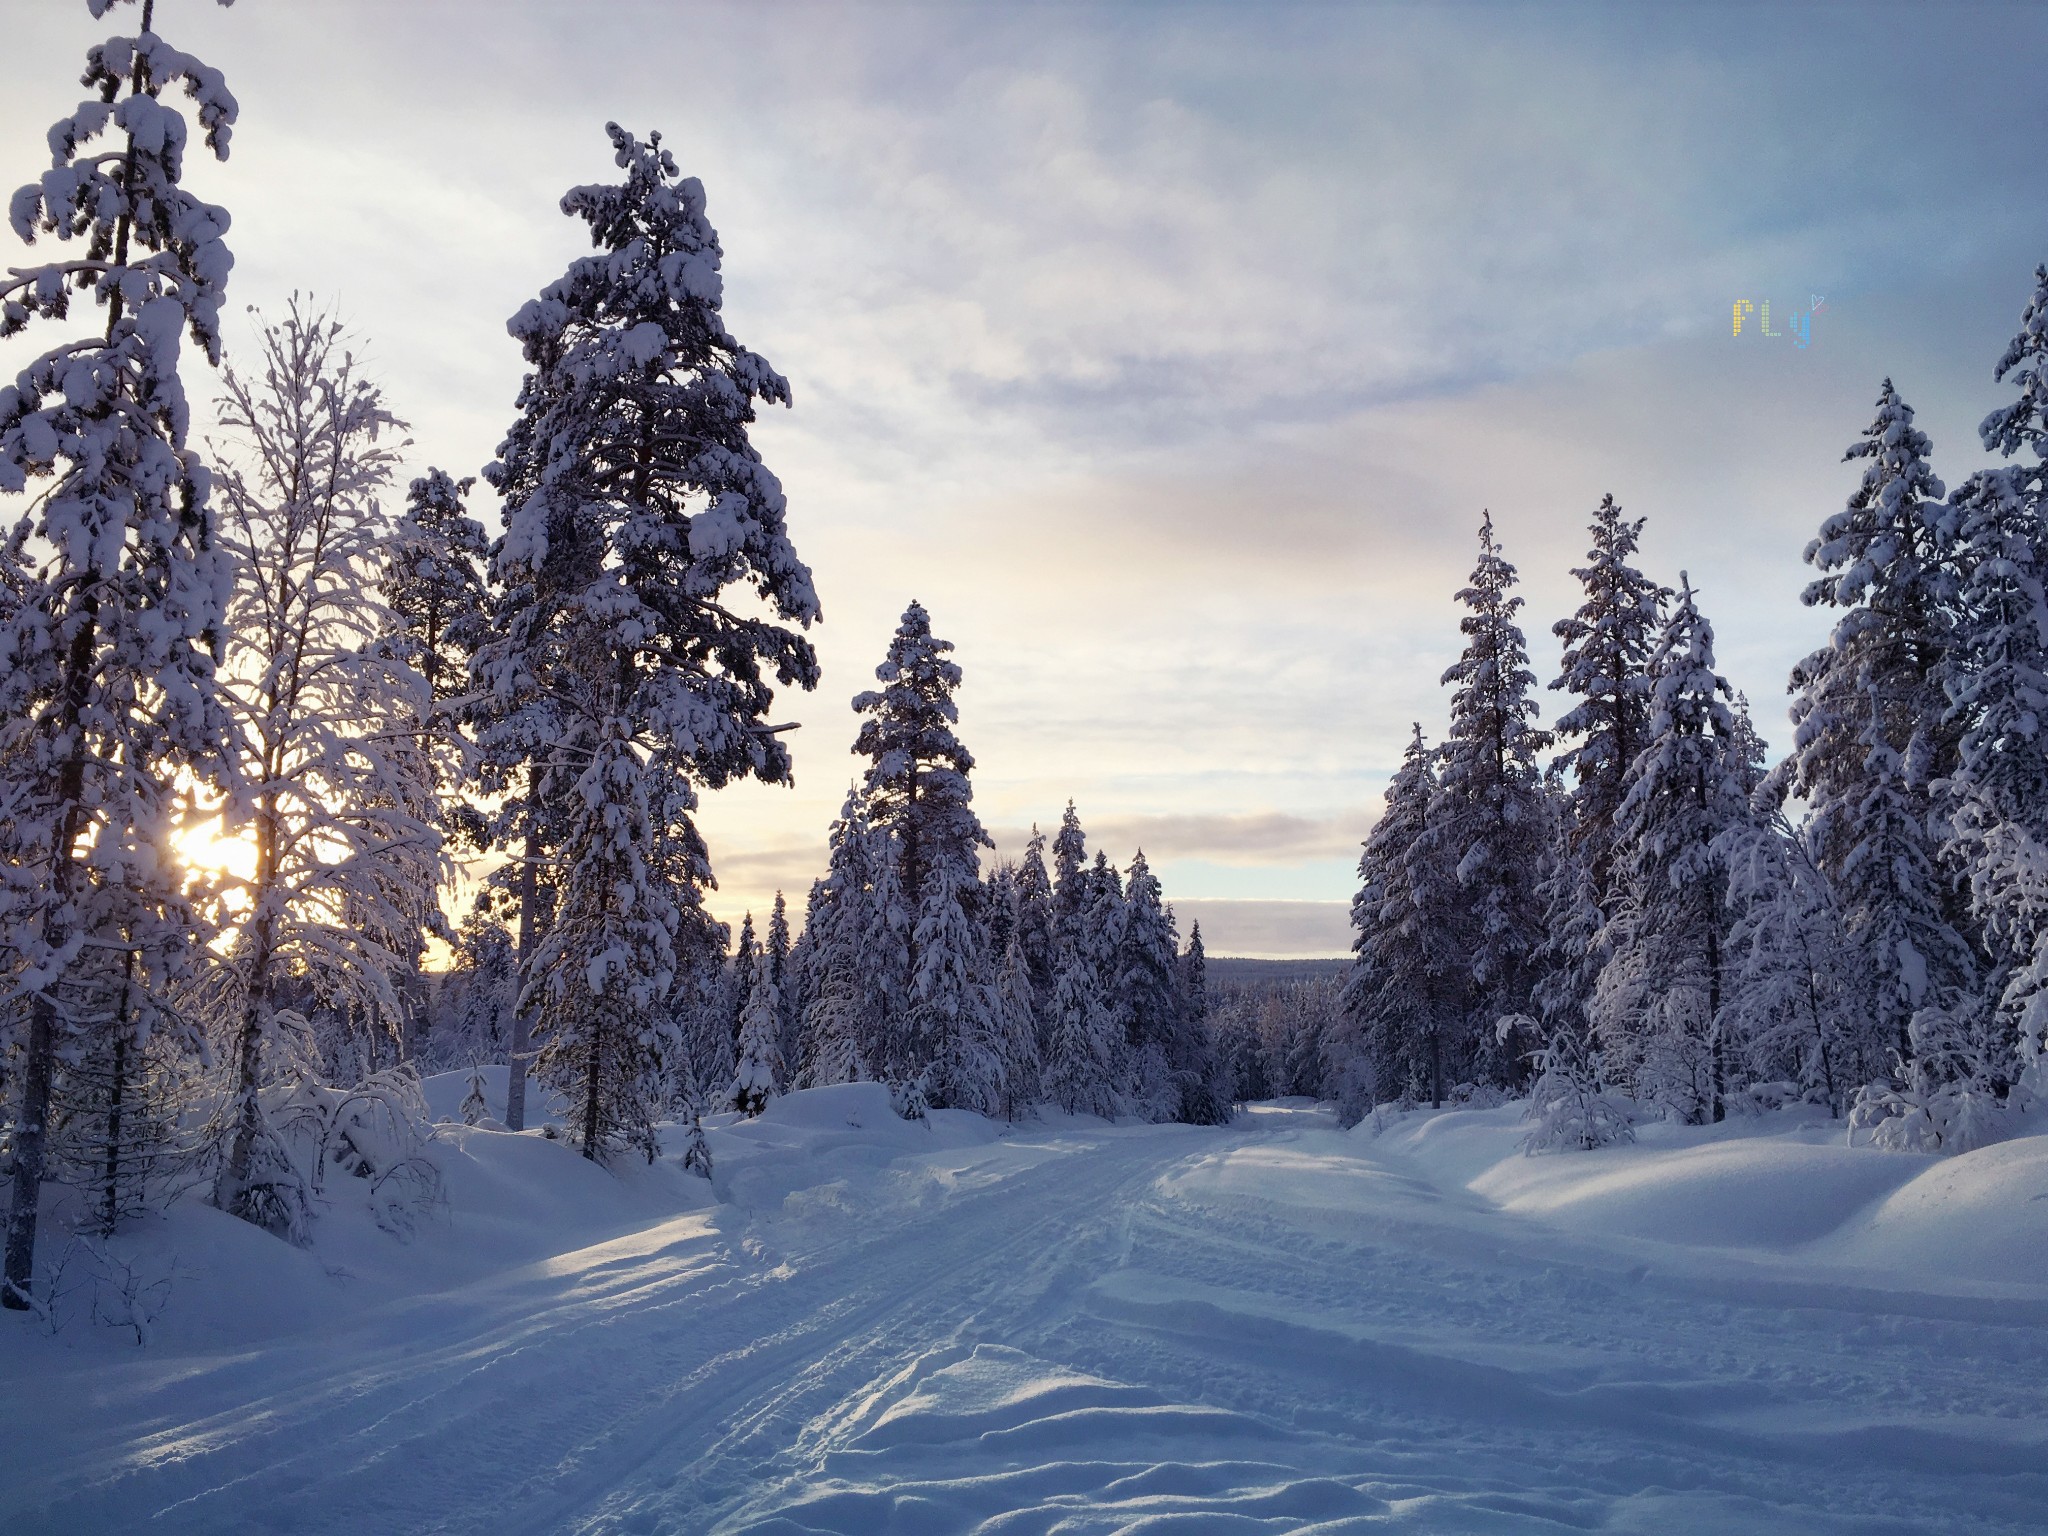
2 1094 2043 1533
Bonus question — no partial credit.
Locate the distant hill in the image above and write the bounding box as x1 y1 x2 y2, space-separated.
1206 956 1347 992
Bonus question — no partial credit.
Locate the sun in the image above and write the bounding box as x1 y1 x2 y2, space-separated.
174 810 256 885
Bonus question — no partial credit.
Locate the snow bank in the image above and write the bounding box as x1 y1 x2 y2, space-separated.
1368 1100 2048 1292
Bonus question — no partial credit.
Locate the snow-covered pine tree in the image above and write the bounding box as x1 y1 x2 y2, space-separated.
1955 272 2048 1082
478 123 820 1157
1728 693 1771 800
382 468 490 707
431 898 516 1071
851 600 991 969
766 889 795 1066
861 814 915 1076
730 962 782 1116
989 933 1042 1121
795 789 876 1086
1778 382 1976 1079
980 859 1019 962
1594 575 1750 1123
643 750 727 1099
1716 803 1865 1112
1085 850 1128 1067
1420 513 1553 1086
0 0 240 1308
1529 807 1603 1048
1119 851 1177 1117
1936 469 2048 1063
1550 494 1668 909
1015 827 1058 1039
530 718 677 1160
1044 941 1118 1118
729 911 758 1055
1181 920 1208 1025
1120 850 1223 1123
914 860 1001 1111
1347 724 1461 1106
1050 800 1090 946
201 306 453 1233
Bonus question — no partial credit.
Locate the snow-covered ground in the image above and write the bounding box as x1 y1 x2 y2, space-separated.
3 1083 2045 1534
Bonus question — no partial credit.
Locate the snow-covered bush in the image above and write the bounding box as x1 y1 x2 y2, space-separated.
1518 1018 1633 1154
269 1066 443 1239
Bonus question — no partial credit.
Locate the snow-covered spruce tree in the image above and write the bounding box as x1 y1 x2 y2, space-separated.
1953 274 2048 1080
1085 850 1128 1049
1522 824 1630 1150
980 859 1019 962
1716 802 1865 1113
795 789 878 1086
477 123 820 1158
1119 851 1179 1118
851 600 991 977
529 720 676 1160
1050 800 1090 947
1550 494 1668 910
1778 382 1976 1081
730 963 781 1116
202 307 452 1233
644 750 728 1101
1347 723 1464 1107
382 468 489 707
432 898 517 1072
1123 850 1225 1123
728 910 758 1056
1181 920 1208 1023
1419 512 1553 1087
1594 576 1750 1123
914 859 1001 1112
372 471 489 1062
989 931 1042 1120
767 889 796 1068
1728 693 1771 800
1044 939 1119 1118
0 0 239 1308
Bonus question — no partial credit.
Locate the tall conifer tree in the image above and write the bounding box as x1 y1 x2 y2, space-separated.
1421 512 1553 1081
477 123 820 1157
1550 494 1667 908
1 0 240 1304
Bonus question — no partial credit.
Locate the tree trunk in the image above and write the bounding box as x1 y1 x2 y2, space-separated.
506 797 540 1132
1707 919 1725 1124
4 600 98 1310
581 1017 603 1161
218 797 279 1220
2 1003 58 1310
216 944 273 1217
100 950 136 1236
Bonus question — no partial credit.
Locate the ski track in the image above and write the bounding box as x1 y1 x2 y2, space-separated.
4 1106 2043 1535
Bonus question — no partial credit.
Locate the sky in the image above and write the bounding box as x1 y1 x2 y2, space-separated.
5 0 2047 956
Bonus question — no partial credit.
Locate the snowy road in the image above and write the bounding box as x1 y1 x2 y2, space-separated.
5 1100 2044 1533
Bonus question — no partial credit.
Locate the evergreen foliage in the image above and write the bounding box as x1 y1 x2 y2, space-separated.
1 0 241 1308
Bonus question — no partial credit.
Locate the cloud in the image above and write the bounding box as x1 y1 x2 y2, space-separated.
986 811 1367 869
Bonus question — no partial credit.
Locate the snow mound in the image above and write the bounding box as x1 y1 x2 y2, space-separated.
1369 1101 2048 1292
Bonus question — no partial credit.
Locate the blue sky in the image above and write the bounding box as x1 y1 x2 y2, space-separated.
6 0 2046 955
